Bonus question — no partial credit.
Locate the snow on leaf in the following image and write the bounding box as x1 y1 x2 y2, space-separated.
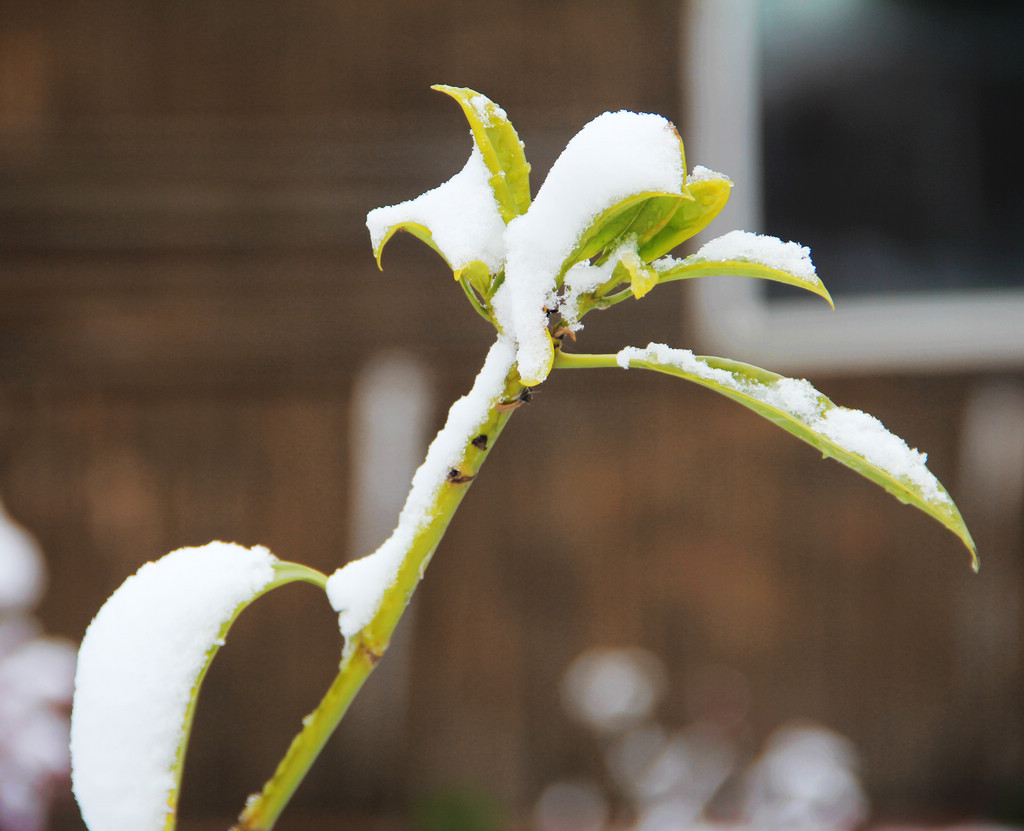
326 338 516 644
693 229 819 285
493 110 686 385
652 232 834 308
366 145 507 273
70 543 326 831
607 345 977 567
567 191 683 270
616 247 659 299
432 85 532 221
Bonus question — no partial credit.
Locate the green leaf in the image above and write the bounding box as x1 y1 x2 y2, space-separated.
638 176 732 261
454 261 494 323
558 177 703 283
561 191 682 281
572 194 651 263
554 349 977 568
70 544 328 831
614 250 659 299
619 194 689 251
371 220 449 271
655 255 835 309
540 116 689 284
432 84 532 222
454 260 492 294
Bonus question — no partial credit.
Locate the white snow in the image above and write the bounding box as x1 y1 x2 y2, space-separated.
493 111 685 384
692 229 819 284
815 408 943 501
617 344 948 505
71 542 277 831
616 343 735 386
368 109 691 386
759 377 827 422
558 259 613 327
688 164 731 184
327 338 516 643
468 94 507 127
0 625 77 831
0 502 73 831
557 236 646 328
366 145 507 272
0 502 44 612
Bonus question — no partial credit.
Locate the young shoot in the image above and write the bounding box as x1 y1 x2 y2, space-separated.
70 85 976 831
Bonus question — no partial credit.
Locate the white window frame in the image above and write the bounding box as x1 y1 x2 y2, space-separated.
683 0 1024 375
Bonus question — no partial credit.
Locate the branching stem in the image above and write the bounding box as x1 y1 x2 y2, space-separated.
233 342 525 831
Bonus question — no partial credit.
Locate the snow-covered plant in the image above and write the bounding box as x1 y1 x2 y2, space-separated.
0 502 77 831
69 86 977 831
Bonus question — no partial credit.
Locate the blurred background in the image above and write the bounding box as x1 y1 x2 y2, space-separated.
0 0 1022 829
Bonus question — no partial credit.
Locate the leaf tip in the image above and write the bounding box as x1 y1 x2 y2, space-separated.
967 540 980 573
430 83 461 99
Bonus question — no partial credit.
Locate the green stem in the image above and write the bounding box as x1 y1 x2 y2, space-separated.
234 341 525 831
457 277 490 323
552 350 621 370
231 645 375 831
265 562 329 592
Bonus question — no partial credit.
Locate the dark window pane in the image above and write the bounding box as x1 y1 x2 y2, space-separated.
760 1 1024 298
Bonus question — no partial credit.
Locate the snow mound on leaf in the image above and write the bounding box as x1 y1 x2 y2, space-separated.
71 542 276 831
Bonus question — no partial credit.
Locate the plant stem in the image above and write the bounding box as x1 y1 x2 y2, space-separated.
457 275 493 323
551 351 620 370
234 340 525 831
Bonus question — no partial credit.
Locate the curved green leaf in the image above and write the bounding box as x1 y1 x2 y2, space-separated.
432 84 532 221
454 260 493 294
371 220 449 271
654 256 835 308
560 190 683 284
638 176 732 261
455 262 494 323
619 193 688 251
553 130 689 276
554 349 977 568
572 193 651 263
71 543 328 831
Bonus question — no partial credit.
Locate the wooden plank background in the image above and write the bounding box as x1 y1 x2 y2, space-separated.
1 1 1020 828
